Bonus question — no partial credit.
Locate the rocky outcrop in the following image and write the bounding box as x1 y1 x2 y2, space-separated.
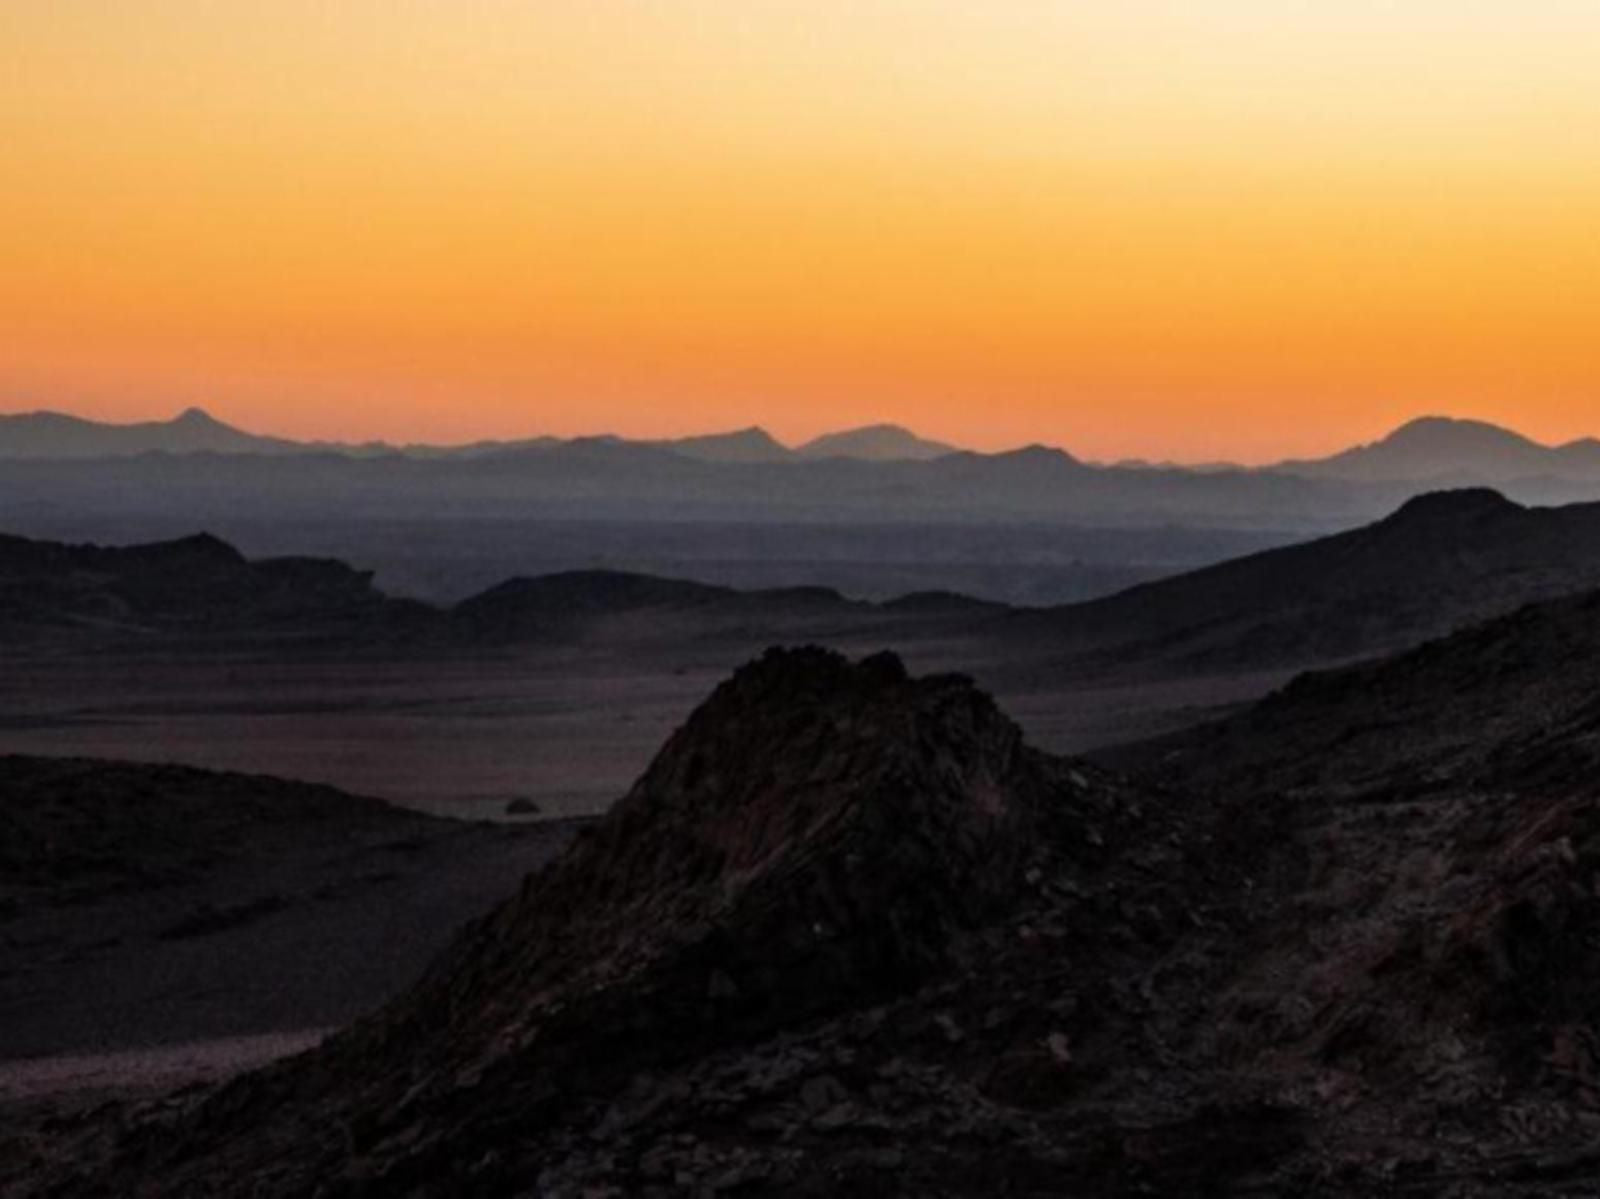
30 649 1196 1195
28 627 1600 1196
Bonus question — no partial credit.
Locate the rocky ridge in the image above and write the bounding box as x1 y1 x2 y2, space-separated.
18 626 1600 1193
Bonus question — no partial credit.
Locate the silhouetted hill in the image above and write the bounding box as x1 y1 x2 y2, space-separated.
1015 488 1600 677
0 530 423 641
797 422 958 460
1283 415 1600 483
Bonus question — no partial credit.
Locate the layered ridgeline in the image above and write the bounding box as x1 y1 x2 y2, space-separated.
30 629 1600 1194
20 490 1600 678
8 407 1600 484
0 530 994 649
0 409 957 465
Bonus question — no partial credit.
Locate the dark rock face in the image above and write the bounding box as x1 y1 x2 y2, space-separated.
26 649 1192 1195
28 631 1600 1196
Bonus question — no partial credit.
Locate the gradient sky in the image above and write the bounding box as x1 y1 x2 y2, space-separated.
4 2 1600 462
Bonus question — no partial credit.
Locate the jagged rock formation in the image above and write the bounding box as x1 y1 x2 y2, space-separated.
17 649 1225 1195
22 627 1600 1195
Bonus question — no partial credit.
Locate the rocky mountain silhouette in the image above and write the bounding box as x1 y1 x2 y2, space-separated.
31 632 1600 1194
18 648 1213 1194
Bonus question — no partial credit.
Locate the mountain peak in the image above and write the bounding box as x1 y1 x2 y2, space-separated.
172 406 221 426
798 423 958 461
661 425 792 463
1284 415 1562 483
1379 415 1537 450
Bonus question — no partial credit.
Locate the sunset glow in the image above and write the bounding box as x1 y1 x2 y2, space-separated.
5 2 1600 461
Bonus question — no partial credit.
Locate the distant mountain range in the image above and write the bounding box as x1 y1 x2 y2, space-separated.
11 407 1600 589
3 406 1597 485
18 488 1600 688
0 407 958 464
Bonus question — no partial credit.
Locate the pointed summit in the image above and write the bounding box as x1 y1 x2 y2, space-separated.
0 406 294 458
79 650 1141 1193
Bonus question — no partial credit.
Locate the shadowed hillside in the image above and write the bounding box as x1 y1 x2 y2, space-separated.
1014 488 1600 678
30 634 1600 1193
0 531 427 643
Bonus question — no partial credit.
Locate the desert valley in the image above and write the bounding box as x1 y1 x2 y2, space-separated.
8 412 1600 1193
10 4 1600 1192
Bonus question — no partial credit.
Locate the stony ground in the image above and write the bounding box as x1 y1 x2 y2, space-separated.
12 630 1600 1195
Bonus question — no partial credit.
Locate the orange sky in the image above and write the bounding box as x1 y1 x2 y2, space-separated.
4 2 1600 462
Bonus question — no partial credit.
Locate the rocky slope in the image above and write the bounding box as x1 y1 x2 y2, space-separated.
21 614 1600 1193
0 755 581 1060
10 649 1237 1195
1012 488 1600 678
1128 583 1600 797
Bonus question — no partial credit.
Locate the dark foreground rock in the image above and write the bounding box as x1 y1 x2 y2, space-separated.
17 637 1600 1195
